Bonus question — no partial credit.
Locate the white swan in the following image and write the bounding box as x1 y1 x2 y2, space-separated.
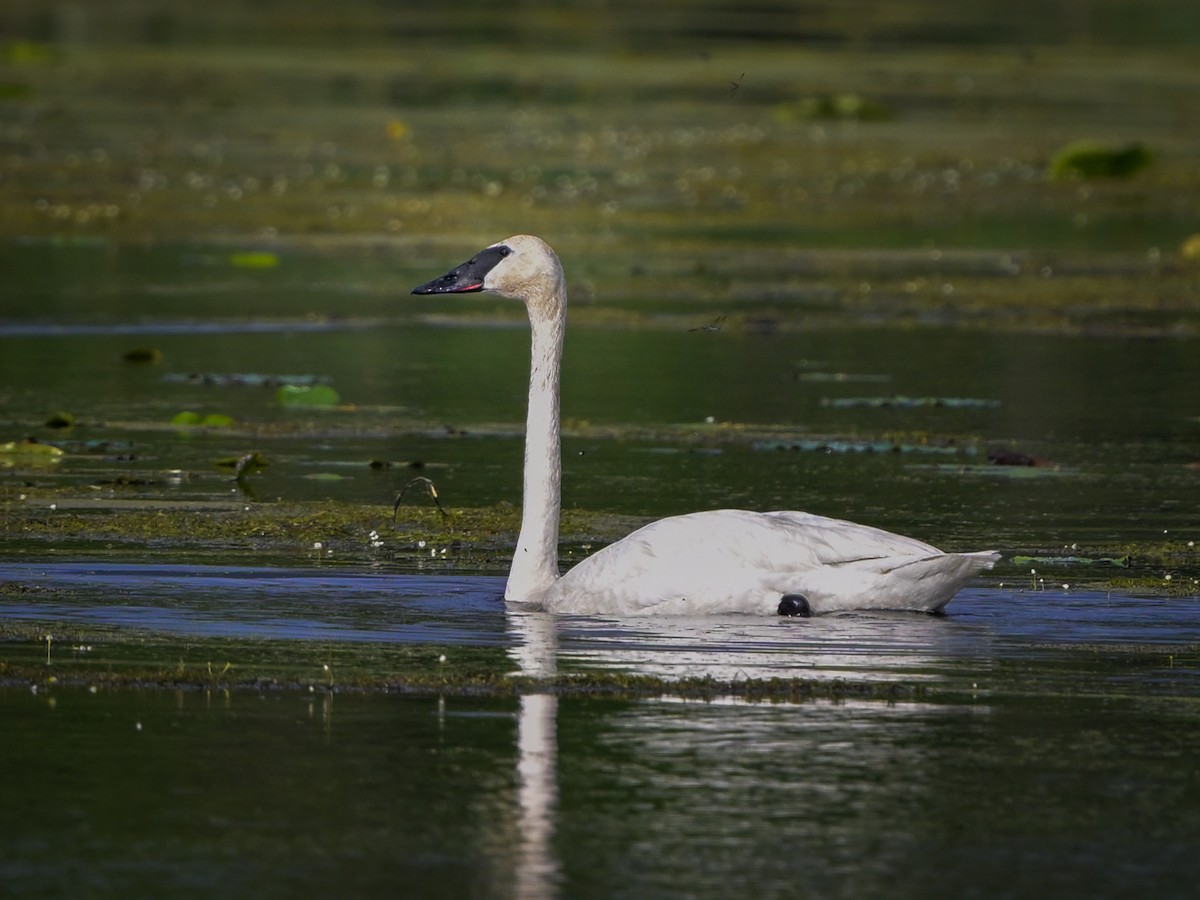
413 235 999 616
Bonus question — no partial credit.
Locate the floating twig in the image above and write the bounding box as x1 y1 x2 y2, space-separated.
394 476 448 520
689 315 727 333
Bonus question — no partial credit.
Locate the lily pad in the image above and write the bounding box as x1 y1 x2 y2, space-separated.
276 384 341 407
0 81 34 100
0 438 64 460
123 347 163 364
1048 141 1153 180
775 93 893 122
171 411 234 427
229 251 280 269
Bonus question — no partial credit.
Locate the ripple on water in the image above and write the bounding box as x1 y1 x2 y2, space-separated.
1 562 1197 691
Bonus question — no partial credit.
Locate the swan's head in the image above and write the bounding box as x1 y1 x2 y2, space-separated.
411 235 564 311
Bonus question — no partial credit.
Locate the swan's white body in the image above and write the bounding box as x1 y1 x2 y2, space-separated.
414 235 999 616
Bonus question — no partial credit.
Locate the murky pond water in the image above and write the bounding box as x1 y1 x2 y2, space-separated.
2 1 1200 897
1 684 1198 900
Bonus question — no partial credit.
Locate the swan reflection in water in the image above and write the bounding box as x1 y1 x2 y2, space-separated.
508 611 562 899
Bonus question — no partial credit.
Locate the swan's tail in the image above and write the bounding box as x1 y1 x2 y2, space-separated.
888 550 1001 612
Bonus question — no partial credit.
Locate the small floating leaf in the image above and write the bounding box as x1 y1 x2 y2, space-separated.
0 438 64 459
276 384 340 407
44 412 75 429
2 41 59 65
122 347 163 364
171 411 233 427
229 251 280 269
775 93 892 123
0 81 34 100
1048 141 1153 180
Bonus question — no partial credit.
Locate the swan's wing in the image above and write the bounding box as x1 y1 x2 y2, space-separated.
545 509 997 615
754 510 944 564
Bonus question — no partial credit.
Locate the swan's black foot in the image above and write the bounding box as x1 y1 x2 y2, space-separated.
778 594 811 618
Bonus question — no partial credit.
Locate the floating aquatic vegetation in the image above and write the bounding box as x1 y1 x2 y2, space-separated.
1013 554 1129 567
228 251 280 269
1048 141 1153 179
394 476 449 519
753 438 974 456
774 93 893 123
215 452 269 481
171 411 234 427
0 438 63 461
1182 234 1200 261
44 412 75 429
1 40 59 64
0 81 34 100
911 463 1076 479
164 372 331 388
987 447 1049 467
276 384 341 407
796 372 891 383
821 396 1000 410
122 347 163 364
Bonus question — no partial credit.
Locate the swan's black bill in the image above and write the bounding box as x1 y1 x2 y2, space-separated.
411 245 511 295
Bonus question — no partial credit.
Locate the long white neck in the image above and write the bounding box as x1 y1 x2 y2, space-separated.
505 278 566 607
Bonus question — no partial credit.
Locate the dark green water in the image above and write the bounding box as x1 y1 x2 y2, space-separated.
3 684 1199 899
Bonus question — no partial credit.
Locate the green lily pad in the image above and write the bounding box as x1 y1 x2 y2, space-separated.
122 347 163 364
276 384 340 407
0 438 64 460
775 93 893 123
1048 141 1153 180
171 411 234 427
229 251 280 269
0 81 34 100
